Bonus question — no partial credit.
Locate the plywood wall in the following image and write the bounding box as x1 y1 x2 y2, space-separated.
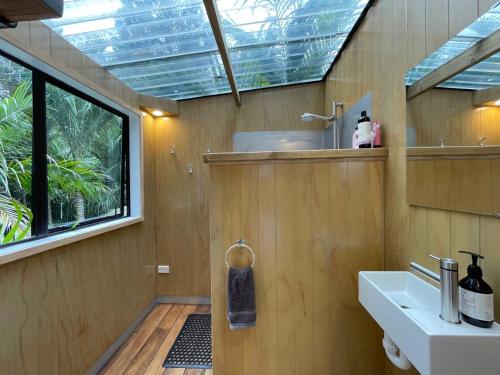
154 83 325 297
209 159 385 375
408 89 500 146
324 0 409 275
0 22 157 374
407 156 500 216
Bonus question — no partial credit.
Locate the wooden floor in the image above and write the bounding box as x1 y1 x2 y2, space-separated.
99 304 212 375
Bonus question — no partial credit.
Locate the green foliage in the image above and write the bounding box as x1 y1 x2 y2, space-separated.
47 156 109 202
0 80 33 244
0 196 32 245
1 69 122 245
46 84 121 221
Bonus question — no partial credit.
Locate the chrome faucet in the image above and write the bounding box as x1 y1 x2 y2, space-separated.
479 137 487 146
439 137 447 147
410 255 461 324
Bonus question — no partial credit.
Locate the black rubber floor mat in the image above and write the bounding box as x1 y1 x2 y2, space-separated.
163 314 212 369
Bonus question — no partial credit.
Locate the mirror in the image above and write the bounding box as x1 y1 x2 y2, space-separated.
405 3 500 216
405 3 500 148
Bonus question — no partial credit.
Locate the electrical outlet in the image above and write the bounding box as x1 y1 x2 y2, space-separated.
157 265 170 274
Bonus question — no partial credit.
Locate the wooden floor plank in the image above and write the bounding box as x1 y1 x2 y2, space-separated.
125 304 185 374
98 304 211 375
100 304 173 374
144 304 200 375
184 369 205 375
165 369 185 375
195 304 211 314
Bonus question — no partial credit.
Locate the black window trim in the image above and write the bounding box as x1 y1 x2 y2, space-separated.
0 48 131 248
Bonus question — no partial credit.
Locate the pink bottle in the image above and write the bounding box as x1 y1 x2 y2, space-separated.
372 121 382 148
352 127 359 149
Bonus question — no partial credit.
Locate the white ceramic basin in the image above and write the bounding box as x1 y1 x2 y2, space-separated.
359 271 500 375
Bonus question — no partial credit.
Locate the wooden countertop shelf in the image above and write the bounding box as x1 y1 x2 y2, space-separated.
407 146 500 160
203 147 388 165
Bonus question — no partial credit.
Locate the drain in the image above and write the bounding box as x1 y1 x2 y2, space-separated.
400 305 410 309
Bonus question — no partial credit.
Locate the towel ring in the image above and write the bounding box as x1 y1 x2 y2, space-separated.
225 239 255 269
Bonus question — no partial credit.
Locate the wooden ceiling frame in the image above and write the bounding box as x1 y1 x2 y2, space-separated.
202 0 241 106
407 28 500 100
138 94 179 116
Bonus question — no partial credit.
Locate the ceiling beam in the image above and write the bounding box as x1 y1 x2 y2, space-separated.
407 28 500 100
472 86 500 106
138 94 179 116
202 0 241 106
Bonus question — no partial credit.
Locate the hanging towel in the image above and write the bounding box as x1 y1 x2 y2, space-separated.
227 266 256 329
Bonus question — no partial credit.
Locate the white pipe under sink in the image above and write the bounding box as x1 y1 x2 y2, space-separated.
383 332 413 370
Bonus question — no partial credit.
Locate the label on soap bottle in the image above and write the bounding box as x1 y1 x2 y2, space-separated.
358 121 372 146
459 287 494 321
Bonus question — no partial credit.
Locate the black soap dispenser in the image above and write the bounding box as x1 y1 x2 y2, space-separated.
458 251 494 328
357 111 372 148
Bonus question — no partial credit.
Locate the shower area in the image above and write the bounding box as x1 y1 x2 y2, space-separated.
233 93 372 152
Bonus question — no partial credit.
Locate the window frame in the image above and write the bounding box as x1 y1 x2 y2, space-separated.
0 48 132 248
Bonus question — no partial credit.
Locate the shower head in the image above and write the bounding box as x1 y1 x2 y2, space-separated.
300 112 335 122
301 113 315 122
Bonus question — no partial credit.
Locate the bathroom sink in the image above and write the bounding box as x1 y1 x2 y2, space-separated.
359 271 500 375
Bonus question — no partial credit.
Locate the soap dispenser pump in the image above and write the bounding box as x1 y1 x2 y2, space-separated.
458 251 494 328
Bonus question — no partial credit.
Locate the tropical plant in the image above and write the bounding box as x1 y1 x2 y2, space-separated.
0 196 32 245
0 80 33 244
46 84 120 222
1 73 121 245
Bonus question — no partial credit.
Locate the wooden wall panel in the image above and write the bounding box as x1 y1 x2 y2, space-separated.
325 0 409 276
425 0 449 54
0 114 157 375
155 83 325 297
407 158 500 215
209 159 385 375
0 251 58 374
0 23 156 374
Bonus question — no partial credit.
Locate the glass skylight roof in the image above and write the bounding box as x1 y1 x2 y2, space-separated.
405 2 500 90
45 0 370 100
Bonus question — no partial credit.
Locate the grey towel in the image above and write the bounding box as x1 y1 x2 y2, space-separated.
227 266 256 329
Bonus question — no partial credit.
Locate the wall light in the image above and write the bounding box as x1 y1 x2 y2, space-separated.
152 110 164 117
139 104 177 118
141 111 148 116
495 99 500 106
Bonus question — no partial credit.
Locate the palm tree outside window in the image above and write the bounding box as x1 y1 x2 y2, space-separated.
0 51 130 247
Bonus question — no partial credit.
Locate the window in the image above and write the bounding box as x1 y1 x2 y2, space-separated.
0 51 130 248
46 83 128 231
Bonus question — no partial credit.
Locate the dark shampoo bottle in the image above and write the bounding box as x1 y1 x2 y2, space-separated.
458 251 494 328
